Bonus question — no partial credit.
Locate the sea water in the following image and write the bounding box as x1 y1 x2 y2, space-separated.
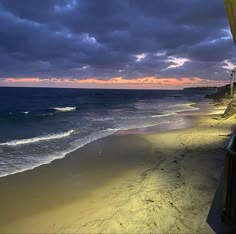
0 87 213 177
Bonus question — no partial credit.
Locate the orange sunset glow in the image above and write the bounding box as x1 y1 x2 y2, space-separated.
0 76 226 89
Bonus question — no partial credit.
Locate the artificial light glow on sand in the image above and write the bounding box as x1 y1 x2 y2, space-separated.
0 101 234 233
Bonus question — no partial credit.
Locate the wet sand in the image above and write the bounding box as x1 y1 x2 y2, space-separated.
0 102 233 233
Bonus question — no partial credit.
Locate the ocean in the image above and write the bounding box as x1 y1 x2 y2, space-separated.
0 87 213 177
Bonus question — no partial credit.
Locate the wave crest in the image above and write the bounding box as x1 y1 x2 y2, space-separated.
0 130 74 146
52 107 76 112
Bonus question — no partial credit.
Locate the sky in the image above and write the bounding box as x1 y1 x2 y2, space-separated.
0 0 235 89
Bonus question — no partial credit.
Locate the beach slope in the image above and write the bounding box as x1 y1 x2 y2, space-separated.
0 104 233 233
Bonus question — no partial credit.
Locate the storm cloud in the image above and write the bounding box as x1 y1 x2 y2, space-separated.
0 0 234 83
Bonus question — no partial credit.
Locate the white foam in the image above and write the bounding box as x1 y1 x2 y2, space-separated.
92 117 115 121
0 101 202 177
150 113 176 118
0 130 74 146
0 118 182 177
168 103 198 108
52 107 76 112
0 128 119 177
168 103 200 112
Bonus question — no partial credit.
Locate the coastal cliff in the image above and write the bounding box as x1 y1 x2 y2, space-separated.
204 83 236 118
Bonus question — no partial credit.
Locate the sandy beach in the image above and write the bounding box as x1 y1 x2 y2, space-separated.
0 101 234 233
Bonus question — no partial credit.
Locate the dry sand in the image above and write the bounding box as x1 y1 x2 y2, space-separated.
0 101 234 233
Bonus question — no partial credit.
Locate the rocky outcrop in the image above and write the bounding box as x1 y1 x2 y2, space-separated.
224 99 236 118
204 83 236 118
206 84 233 101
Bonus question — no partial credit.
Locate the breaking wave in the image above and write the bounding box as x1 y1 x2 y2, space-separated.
0 130 74 146
51 107 77 112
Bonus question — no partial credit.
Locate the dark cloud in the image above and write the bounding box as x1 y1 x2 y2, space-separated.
0 0 234 81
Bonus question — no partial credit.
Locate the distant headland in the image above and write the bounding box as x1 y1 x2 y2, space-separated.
183 86 218 91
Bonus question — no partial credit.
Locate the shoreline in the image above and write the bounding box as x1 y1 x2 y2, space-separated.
0 99 233 233
0 100 206 179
